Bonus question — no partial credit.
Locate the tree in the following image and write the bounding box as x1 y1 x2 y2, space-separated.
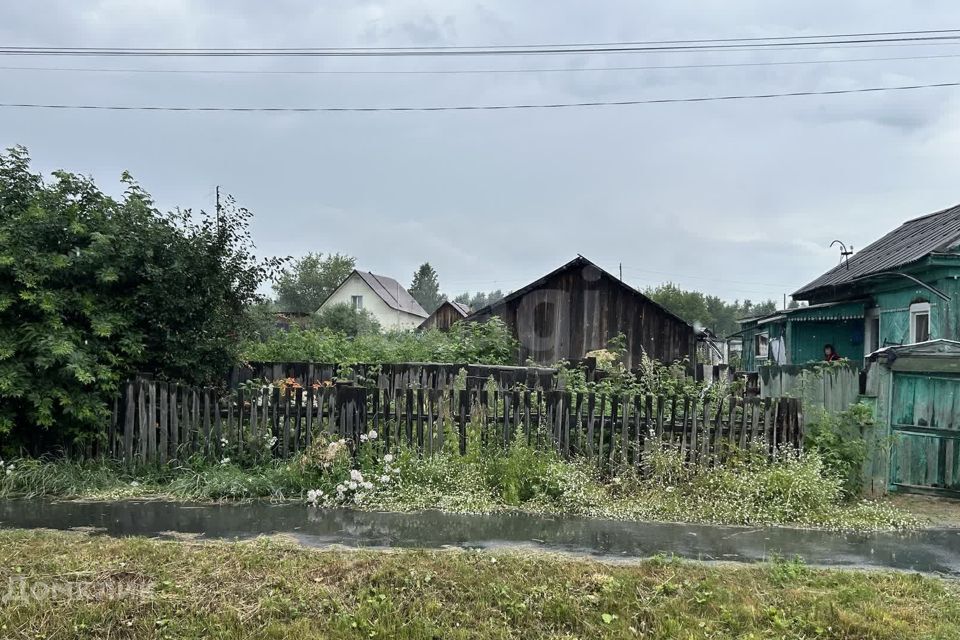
0 146 282 450
454 289 506 310
409 262 444 313
274 252 355 313
645 282 779 337
312 303 381 336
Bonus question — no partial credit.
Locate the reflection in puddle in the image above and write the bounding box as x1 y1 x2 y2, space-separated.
1 499 958 575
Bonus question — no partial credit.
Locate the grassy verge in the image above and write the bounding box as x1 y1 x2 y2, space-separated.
0 440 917 532
0 529 957 639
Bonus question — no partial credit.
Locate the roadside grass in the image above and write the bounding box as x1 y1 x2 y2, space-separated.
0 529 958 639
0 443 917 532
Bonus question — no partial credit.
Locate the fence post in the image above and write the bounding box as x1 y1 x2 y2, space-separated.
147 381 157 465
203 389 212 459
158 382 168 466
137 381 148 465
170 385 179 461
123 382 135 468
458 389 468 455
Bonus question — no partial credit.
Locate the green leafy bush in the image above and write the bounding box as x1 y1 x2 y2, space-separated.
242 316 518 365
311 303 381 336
0 146 281 451
804 403 872 496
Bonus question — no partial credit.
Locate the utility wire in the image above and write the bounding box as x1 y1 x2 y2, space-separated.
4 28 960 52
1 80 957 113
4 34 960 57
3 52 960 76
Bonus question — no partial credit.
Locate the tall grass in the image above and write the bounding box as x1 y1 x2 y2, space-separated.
0 434 916 531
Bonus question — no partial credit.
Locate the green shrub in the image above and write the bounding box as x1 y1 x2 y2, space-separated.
242 317 518 365
804 403 872 496
0 146 281 452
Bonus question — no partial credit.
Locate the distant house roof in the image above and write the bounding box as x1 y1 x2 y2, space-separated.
793 203 960 299
448 301 471 316
416 300 472 331
322 270 428 318
467 255 692 328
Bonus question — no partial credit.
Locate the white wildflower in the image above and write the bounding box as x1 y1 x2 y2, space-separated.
368 430 378 440
220 457 231 465
360 434 368 442
383 454 394 463
380 475 390 484
362 481 373 490
350 469 363 482
129 481 139 487
348 481 358 490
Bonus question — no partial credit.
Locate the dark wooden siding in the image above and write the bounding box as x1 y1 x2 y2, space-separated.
418 302 468 332
470 263 693 368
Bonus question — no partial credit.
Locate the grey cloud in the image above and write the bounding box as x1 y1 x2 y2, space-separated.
2 0 959 305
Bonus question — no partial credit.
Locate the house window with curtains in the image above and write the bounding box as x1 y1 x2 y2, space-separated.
755 332 769 360
351 295 363 311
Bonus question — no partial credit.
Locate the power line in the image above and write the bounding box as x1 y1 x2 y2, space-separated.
4 52 960 76
4 34 960 57
1 80 957 113
4 28 960 52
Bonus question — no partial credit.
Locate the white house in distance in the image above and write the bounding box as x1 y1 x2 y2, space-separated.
317 270 427 330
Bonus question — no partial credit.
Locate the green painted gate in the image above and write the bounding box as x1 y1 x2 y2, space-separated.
889 372 960 495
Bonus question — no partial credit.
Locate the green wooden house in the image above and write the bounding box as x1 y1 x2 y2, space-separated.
739 203 960 371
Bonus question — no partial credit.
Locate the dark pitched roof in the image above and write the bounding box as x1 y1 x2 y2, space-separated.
467 255 692 328
793 203 960 299
322 270 427 317
448 301 471 316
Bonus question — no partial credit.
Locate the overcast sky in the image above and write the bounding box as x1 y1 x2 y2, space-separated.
2 1 959 305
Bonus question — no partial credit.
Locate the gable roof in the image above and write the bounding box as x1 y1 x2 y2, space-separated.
415 300 471 330
467 255 692 328
793 203 960 299
448 300 471 316
322 270 428 317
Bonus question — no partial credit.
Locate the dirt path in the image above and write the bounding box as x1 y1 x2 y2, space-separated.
887 493 960 528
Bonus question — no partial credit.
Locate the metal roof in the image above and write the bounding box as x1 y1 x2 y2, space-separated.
321 270 427 317
868 339 960 360
793 203 960 299
355 271 428 317
448 300 471 316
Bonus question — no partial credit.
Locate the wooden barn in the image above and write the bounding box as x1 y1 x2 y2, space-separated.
418 300 471 331
468 256 695 368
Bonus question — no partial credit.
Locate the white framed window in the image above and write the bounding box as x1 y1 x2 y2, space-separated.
909 302 931 343
864 308 880 357
351 295 363 311
755 332 769 359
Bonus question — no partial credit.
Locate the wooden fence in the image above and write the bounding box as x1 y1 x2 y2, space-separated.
758 364 861 414
110 379 804 470
230 362 565 393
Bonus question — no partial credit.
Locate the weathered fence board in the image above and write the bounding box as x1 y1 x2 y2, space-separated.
115 378 803 470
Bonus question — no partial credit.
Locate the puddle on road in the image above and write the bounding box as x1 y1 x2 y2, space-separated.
2 499 958 575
